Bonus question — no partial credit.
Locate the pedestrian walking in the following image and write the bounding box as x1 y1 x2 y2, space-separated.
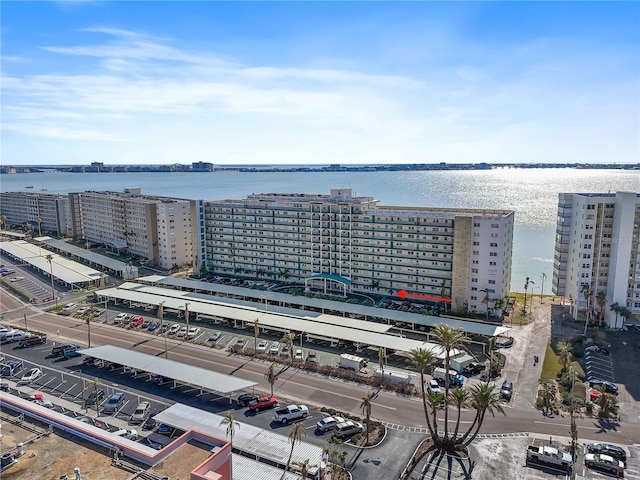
56 329 60 336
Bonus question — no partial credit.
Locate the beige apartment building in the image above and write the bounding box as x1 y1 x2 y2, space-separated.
553 191 640 327
203 189 514 314
0 192 71 236
69 188 195 270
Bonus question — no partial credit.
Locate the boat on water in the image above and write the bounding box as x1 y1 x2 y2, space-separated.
25 185 34 189
40 183 47 191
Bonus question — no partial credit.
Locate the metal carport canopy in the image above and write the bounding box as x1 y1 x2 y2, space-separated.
139 275 510 337
80 345 257 395
154 404 322 477
96 287 457 358
104 283 393 333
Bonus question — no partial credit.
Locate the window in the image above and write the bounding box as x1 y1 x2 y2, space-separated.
488 280 496 284
473 241 480 246
491 224 499 228
490 252 497 257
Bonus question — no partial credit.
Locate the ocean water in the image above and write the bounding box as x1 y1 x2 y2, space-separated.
2 168 639 292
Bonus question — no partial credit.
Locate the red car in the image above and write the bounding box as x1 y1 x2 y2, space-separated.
248 396 278 411
130 315 144 327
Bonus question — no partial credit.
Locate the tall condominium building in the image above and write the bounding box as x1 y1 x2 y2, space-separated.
552 191 639 327
204 189 514 314
68 188 196 270
0 192 71 236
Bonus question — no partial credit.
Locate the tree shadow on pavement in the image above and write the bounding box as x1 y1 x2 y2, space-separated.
417 445 476 480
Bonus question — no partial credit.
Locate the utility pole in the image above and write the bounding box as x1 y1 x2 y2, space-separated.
540 272 546 304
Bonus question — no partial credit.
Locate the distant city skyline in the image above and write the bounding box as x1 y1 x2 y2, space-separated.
2 1 638 166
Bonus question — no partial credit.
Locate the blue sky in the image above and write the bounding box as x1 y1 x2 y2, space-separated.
2 1 638 166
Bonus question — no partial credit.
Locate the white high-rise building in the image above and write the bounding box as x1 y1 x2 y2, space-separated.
204 189 514 314
552 191 640 327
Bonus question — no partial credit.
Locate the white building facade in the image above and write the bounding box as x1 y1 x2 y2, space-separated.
203 189 514 314
552 191 640 327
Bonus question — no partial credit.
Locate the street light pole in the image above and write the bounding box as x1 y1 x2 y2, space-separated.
540 272 546 304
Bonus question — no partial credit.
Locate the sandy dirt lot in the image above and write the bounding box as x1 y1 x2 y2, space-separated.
1 417 214 480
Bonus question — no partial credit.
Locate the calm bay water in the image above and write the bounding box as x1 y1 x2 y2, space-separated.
2 168 639 292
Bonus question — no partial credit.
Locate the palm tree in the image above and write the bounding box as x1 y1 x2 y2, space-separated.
480 288 490 321
281 332 295 364
285 422 306 473
219 411 240 443
0 215 6 230
448 388 469 439
264 361 277 397
609 302 620 328
432 324 466 442
595 290 607 324
405 348 438 439
457 383 506 449
581 283 592 321
523 277 534 314
45 254 56 306
377 347 385 376
89 378 101 417
293 459 317 480
86 312 93 348
557 341 572 372
253 319 260 356
360 394 372 436
538 379 555 416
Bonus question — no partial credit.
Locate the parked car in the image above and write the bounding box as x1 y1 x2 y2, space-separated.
316 416 345 432
584 453 625 475
269 342 280 354
334 420 364 438
76 306 91 316
20 367 42 383
142 410 159 430
52 344 77 357
256 341 268 353
586 443 627 462
427 379 441 395
186 327 200 339
113 428 139 440
306 351 317 363
500 380 513 401
130 401 151 424
141 319 152 328
23 393 53 408
237 393 260 407
279 345 290 357
0 381 9 391
160 323 170 333
176 326 188 337
62 303 76 312
1 360 23 376
588 378 618 395
147 322 159 332
129 315 144 327
294 349 304 361
207 331 221 342
168 324 181 335
248 396 279 411
585 344 600 353
103 392 125 413
113 312 129 324
157 423 174 436
17 335 47 348
462 362 485 375
85 389 105 405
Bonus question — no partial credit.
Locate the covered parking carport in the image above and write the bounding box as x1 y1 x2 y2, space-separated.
80 345 258 401
94 285 459 360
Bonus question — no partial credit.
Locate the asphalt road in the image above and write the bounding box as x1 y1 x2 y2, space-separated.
2 295 639 449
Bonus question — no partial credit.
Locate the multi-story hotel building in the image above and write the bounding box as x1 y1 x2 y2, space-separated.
204 189 514 314
0 192 71 236
552 191 639 327
68 188 196 270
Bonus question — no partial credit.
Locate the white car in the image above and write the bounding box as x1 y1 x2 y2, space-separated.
113 428 139 440
187 327 200 339
279 345 290 357
168 324 181 335
256 341 268 353
177 326 188 337
316 415 345 432
62 303 76 312
427 379 441 394
294 349 304 361
76 306 91 316
113 312 129 323
585 345 600 353
269 342 280 354
20 368 42 383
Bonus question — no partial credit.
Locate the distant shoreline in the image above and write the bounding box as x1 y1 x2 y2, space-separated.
2 163 638 174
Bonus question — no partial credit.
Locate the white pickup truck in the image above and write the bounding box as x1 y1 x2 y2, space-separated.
526 445 573 470
273 404 309 423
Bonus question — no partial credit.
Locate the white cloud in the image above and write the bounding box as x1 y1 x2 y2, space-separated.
2 26 637 165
